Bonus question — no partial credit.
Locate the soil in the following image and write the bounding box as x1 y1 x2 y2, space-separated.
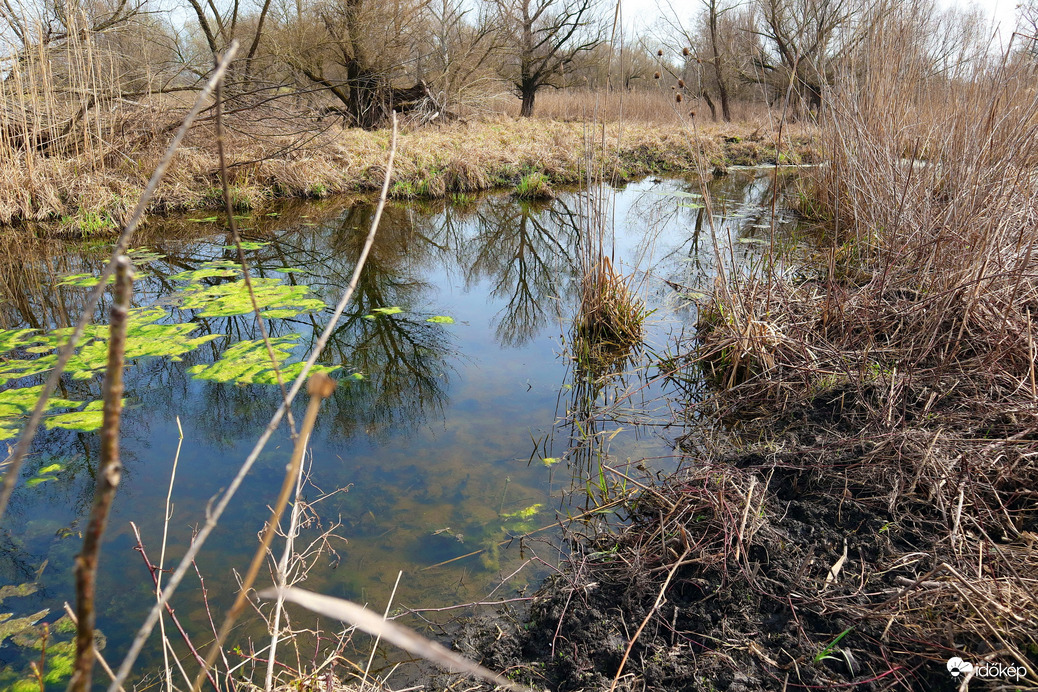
452 387 1038 692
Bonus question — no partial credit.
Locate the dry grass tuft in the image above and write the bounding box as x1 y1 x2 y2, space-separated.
575 255 644 353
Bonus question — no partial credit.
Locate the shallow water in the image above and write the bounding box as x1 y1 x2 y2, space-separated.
0 171 804 688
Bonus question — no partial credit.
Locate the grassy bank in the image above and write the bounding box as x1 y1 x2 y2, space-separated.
0 115 818 234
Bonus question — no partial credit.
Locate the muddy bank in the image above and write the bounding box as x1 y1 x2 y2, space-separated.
454 379 1038 691
450 248 1038 691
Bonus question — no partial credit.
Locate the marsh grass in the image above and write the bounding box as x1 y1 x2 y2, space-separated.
0 108 817 232
512 171 555 200
529 88 774 127
570 115 648 369
574 255 644 354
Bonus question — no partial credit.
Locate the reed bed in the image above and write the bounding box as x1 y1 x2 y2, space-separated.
528 88 774 127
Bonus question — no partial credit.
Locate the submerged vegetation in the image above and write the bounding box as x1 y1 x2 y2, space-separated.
0 257 342 439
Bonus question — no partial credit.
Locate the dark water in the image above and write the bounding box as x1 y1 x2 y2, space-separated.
0 171 804 688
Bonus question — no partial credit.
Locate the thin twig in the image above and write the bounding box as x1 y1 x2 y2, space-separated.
69 257 131 692
62 604 126 691
607 545 691 692
361 570 403 690
214 73 298 439
191 547 234 680
191 373 337 692
130 522 222 692
264 450 309 690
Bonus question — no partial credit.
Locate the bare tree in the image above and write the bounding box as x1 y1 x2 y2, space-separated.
658 0 751 122
0 0 144 52
751 0 874 115
704 0 733 120
271 0 433 128
172 0 282 84
1018 0 1037 59
489 0 604 117
417 0 500 110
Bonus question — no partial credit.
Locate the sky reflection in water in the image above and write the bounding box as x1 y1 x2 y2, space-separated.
0 171 803 685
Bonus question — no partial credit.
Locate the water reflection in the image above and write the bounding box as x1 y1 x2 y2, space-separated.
0 170 806 687
461 197 582 347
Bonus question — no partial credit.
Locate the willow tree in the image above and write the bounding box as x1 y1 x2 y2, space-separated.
752 0 874 115
489 0 603 117
270 0 433 128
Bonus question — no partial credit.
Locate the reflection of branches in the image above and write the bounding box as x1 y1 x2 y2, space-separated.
325 255 452 435
0 202 460 449
624 173 799 292
463 197 581 347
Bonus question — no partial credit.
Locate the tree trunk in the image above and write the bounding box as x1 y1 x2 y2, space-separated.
708 0 732 123
702 89 718 122
519 87 536 117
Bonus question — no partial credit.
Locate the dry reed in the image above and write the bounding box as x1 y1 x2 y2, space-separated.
1 102 818 232
689 8 1038 685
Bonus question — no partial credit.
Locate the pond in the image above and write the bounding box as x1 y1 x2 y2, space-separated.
0 170 804 689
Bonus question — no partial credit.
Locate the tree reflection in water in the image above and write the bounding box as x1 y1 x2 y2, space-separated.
0 171 807 684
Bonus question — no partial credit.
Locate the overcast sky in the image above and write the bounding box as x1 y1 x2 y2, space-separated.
617 0 1020 38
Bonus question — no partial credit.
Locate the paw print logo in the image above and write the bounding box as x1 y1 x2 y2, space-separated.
947 657 974 677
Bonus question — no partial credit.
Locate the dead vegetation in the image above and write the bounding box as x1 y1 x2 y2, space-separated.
0 114 818 232
675 9 1038 690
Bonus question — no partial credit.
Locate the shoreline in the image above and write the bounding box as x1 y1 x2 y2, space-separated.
1 118 820 236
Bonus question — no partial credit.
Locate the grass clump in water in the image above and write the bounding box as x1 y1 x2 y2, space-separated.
512 172 554 200
574 255 645 360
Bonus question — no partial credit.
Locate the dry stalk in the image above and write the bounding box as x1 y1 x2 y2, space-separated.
360 570 404 690
69 256 131 692
607 543 692 692
191 373 338 692
158 417 186 691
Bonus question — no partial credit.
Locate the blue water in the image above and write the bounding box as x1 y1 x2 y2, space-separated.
0 170 803 688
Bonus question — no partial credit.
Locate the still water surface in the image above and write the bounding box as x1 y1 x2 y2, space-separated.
0 171 802 687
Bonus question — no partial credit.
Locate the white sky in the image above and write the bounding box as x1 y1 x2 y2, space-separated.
617 0 1020 36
